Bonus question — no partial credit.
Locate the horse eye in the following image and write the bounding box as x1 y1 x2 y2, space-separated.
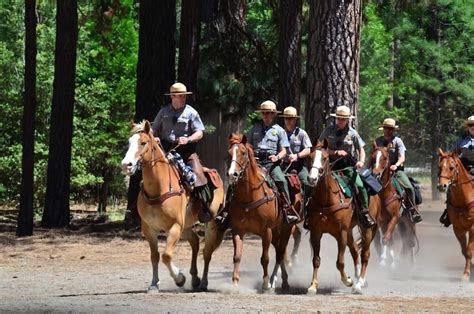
141 142 146 146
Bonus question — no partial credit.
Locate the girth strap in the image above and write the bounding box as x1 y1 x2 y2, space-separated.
382 192 401 208
140 182 184 205
322 201 351 214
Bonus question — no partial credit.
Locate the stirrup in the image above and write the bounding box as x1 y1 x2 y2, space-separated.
360 212 375 228
214 211 228 224
409 208 423 224
286 215 299 224
439 210 451 227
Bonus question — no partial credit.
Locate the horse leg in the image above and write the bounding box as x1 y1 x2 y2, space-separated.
383 209 398 245
353 226 376 294
162 223 186 287
336 229 353 288
270 229 281 289
347 229 361 279
182 228 200 289
290 224 302 266
276 224 293 290
200 220 226 291
142 221 160 292
453 224 470 281
307 230 322 295
467 226 474 280
261 227 273 292
232 229 244 287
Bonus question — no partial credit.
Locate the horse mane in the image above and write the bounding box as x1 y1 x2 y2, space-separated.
131 120 151 135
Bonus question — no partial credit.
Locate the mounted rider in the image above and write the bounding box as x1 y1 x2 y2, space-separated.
248 100 299 223
151 82 212 223
374 118 423 223
318 105 376 228
279 106 312 209
439 115 474 227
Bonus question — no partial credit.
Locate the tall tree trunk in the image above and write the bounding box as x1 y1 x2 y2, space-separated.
126 0 176 223
178 0 201 105
305 0 362 139
18 0 37 236
278 0 302 112
41 0 78 228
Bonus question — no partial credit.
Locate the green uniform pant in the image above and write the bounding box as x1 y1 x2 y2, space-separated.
394 170 415 205
262 162 290 198
296 166 312 199
342 167 369 209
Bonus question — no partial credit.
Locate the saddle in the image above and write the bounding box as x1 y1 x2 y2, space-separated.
203 167 223 189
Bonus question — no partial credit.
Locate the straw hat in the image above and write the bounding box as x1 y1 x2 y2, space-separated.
255 100 281 113
329 105 355 119
164 82 193 95
463 115 474 127
378 118 399 130
279 106 300 118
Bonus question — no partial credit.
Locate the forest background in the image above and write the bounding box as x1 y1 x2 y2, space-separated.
0 0 473 233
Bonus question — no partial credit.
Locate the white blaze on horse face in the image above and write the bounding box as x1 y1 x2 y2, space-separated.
121 133 140 175
309 150 323 184
375 151 382 170
228 145 239 183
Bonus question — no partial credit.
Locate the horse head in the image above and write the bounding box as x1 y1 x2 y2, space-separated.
370 144 390 177
437 148 459 191
121 120 163 175
227 133 253 185
308 139 330 186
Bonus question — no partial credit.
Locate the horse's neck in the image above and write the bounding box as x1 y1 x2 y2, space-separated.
315 167 337 205
381 164 395 194
141 147 173 196
235 161 265 201
450 158 474 203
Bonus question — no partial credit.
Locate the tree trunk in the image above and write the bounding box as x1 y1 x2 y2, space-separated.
126 0 176 223
41 0 78 228
178 0 201 105
305 0 362 139
18 0 37 236
278 0 302 112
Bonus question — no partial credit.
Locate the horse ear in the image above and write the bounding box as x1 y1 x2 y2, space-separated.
322 138 329 149
373 141 377 149
144 120 151 134
437 148 445 156
242 134 247 144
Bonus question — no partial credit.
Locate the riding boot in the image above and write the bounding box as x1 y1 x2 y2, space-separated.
194 185 212 223
408 206 423 223
215 185 234 227
276 183 298 224
359 207 376 228
439 208 451 227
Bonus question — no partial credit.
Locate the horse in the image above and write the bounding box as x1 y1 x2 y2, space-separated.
306 140 380 294
369 145 418 267
226 133 302 292
437 148 474 281
121 120 225 291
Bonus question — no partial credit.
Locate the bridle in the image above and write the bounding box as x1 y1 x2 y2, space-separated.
228 143 251 184
134 130 168 170
372 147 392 189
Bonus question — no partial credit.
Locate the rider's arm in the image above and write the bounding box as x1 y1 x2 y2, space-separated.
296 147 311 159
186 130 203 144
276 146 287 161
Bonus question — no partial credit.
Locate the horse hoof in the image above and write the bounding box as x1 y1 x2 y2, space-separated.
192 276 201 289
343 276 353 287
379 260 386 267
461 274 470 282
148 284 160 293
282 282 290 290
307 287 317 295
352 286 362 295
175 272 186 287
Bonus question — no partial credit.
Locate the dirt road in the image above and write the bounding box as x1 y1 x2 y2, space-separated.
1 196 472 313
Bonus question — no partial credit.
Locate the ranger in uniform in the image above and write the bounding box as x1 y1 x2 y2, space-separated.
374 118 422 223
151 82 211 222
318 105 375 228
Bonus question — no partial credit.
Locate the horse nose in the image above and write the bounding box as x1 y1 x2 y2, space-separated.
122 162 132 172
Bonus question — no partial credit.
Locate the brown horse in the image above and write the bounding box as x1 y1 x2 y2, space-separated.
121 120 225 291
437 148 474 281
306 140 380 294
226 133 301 291
370 145 418 267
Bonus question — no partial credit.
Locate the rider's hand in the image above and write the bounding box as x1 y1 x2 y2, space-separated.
154 137 161 143
336 150 348 157
288 153 298 162
178 136 190 145
269 155 279 163
355 161 364 169
390 164 398 171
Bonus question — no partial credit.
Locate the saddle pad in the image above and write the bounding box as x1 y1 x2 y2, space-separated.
332 172 352 198
203 167 223 189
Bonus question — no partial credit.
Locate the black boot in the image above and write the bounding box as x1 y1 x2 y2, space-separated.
197 202 211 223
359 208 376 228
439 208 451 227
408 207 423 223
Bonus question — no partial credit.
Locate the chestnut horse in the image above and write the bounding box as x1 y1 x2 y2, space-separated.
370 145 418 267
306 140 380 294
226 133 301 291
437 148 474 281
121 121 225 291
